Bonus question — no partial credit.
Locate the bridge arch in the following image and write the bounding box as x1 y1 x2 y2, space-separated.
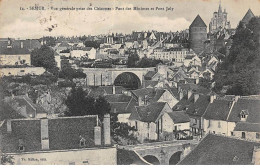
169 151 182 165
114 72 141 89
143 155 160 165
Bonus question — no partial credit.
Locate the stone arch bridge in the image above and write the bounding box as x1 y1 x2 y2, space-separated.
81 68 155 87
118 140 198 165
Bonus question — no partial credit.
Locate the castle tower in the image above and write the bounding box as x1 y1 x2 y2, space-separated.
189 15 207 55
241 9 255 25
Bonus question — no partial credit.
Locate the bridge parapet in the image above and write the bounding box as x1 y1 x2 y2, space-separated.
117 140 199 165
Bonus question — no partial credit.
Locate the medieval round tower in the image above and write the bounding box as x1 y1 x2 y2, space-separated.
189 15 207 55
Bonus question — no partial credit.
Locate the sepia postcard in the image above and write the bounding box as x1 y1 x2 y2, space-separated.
0 0 259 165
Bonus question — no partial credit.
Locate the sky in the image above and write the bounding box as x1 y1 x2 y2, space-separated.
0 0 259 39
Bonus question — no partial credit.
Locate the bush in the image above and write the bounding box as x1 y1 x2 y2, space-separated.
58 80 76 88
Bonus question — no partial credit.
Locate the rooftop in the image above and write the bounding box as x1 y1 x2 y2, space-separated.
129 102 168 122
0 115 99 153
190 15 207 28
203 99 233 121
179 134 260 165
0 48 30 55
168 111 190 123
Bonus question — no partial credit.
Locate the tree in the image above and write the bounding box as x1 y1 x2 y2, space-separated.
84 41 100 48
65 87 95 116
1 154 14 165
127 51 139 68
59 68 86 81
94 96 111 121
64 87 138 144
136 57 162 68
64 87 110 121
213 17 260 95
31 45 57 73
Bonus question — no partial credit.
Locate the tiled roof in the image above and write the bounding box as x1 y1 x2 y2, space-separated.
12 40 41 50
101 86 126 95
144 71 157 80
166 86 179 99
13 96 47 117
227 98 260 123
178 83 210 95
125 97 139 114
203 99 233 121
131 88 154 98
58 42 71 48
105 94 131 103
179 134 260 165
144 80 158 88
0 115 98 153
151 89 166 102
186 94 210 117
110 102 129 114
168 111 190 123
129 102 167 122
172 94 194 111
0 48 30 55
82 47 94 51
190 15 207 28
0 101 25 120
234 122 260 132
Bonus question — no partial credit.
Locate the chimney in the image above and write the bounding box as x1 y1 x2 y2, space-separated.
144 95 148 105
195 78 199 84
138 96 143 106
252 146 260 165
234 96 240 102
94 126 101 146
40 118 49 150
173 82 177 88
7 120 12 133
188 90 192 99
210 94 216 103
103 114 111 145
21 41 23 48
228 101 233 109
112 85 116 94
179 90 183 100
194 94 199 103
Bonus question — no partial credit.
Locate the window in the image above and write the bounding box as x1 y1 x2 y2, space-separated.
256 133 260 139
218 121 221 128
79 136 86 147
18 146 25 151
147 123 150 129
242 132 246 139
208 120 211 128
18 139 24 151
213 131 215 134
241 115 246 119
174 126 177 131
231 132 234 136
135 121 138 130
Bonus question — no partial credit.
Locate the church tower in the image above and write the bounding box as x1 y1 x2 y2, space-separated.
209 1 231 33
189 15 207 55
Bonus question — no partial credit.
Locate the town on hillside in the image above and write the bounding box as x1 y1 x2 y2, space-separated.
0 1 260 165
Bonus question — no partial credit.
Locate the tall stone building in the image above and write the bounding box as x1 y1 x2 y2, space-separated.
189 15 207 55
209 2 231 33
241 9 255 25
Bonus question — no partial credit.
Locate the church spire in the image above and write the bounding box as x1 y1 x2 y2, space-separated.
218 0 222 13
